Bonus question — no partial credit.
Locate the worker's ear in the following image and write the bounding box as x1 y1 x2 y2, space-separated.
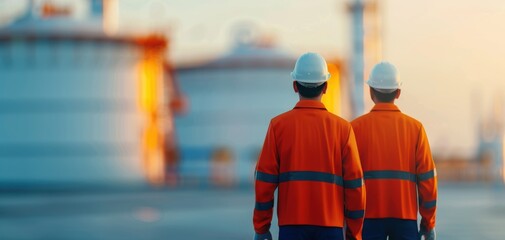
369 87 377 104
321 82 328 94
369 87 376 102
293 81 299 93
395 89 402 99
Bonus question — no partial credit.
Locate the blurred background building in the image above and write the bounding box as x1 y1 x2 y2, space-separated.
175 26 297 186
0 0 183 190
436 94 505 183
1 0 504 189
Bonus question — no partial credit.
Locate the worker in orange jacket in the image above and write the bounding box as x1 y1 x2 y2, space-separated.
253 52 366 240
351 62 437 240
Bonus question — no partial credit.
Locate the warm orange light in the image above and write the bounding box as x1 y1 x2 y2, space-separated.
41 3 71 18
142 116 165 185
136 44 166 185
322 63 341 115
137 55 162 113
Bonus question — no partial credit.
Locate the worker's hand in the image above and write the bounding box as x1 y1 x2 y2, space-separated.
419 228 436 240
254 231 272 240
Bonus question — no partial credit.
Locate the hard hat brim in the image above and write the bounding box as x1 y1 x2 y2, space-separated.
371 87 398 93
297 81 326 88
366 79 402 91
291 72 330 83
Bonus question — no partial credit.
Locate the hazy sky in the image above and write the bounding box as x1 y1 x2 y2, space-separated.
383 0 505 157
2 0 505 157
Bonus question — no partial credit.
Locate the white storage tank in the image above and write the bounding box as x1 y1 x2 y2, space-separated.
0 1 170 189
175 30 298 185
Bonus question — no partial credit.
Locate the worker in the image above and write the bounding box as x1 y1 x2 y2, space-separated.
351 62 437 240
253 52 366 240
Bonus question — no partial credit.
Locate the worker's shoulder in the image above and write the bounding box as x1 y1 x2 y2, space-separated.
350 112 372 126
399 112 424 128
271 108 351 126
326 111 352 126
270 109 292 122
351 111 424 128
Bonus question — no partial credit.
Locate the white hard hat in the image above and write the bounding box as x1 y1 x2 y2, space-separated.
291 52 330 84
367 62 401 93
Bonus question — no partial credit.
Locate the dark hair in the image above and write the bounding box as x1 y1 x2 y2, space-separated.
296 81 327 98
371 88 398 102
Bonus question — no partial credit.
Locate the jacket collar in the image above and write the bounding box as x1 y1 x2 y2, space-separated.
371 103 401 112
294 100 327 110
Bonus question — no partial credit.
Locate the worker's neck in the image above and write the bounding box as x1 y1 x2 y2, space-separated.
299 95 322 102
373 100 395 104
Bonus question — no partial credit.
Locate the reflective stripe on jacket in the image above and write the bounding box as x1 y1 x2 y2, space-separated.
351 103 437 231
253 100 366 240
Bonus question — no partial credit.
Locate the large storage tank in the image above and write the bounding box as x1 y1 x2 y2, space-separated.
175 30 298 185
0 1 172 188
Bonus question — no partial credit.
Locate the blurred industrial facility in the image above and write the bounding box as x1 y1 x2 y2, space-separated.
0 0 504 192
0 0 184 190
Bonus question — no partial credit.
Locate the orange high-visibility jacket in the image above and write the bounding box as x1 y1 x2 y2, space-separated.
351 103 437 231
253 100 366 240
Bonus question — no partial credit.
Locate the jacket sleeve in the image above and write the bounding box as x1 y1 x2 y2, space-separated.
416 125 437 231
342 127 366 240
253 122 279 234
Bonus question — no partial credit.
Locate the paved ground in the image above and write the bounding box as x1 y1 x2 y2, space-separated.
0 184 504 240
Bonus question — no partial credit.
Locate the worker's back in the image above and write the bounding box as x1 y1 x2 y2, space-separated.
351 103 436 228
253 52 365 240
273 100 355 226
352 61 436 240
